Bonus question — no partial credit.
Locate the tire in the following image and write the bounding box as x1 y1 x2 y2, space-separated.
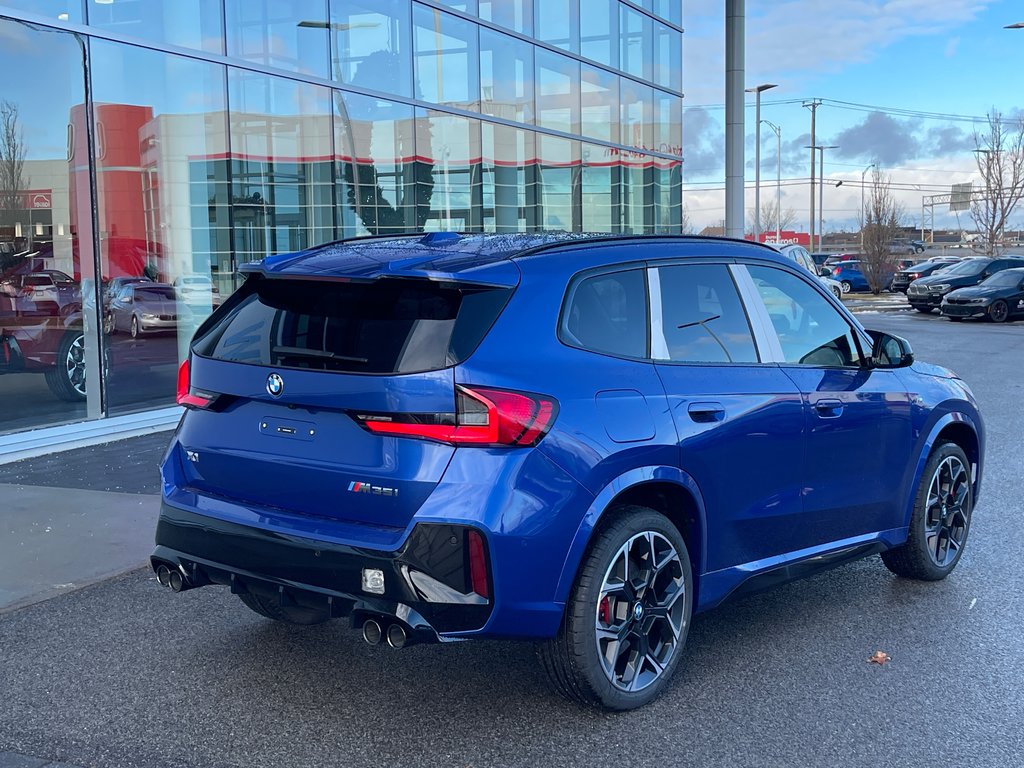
130 315 140 339
102 313 115 335
238 591 331 625
539 506 693 711
915 307 934 314
840 281 853 294
948 316 962 322
989 300 1009 323
881 442 972 581
44 330 87 402
831 287 842 301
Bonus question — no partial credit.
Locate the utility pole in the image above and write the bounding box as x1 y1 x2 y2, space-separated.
803 99 821 249
763 119 782 244
860 162 875 250
724 0 745 238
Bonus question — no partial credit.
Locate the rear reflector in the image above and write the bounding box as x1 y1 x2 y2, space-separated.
467 529 490 599
176 358 216 409
356 385 557 447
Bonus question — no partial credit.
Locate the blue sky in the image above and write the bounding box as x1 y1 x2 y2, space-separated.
681 0 1022 231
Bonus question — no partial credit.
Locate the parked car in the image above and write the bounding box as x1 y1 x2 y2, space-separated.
107 283 193 338
891 238 926 254
152 233 984 711
173 274 220 306
829 260 896 293
940 267 1024 322
907 256 1024 313
104 275 153 303
891 258 960 293
824 253 861 267
776 244 843 299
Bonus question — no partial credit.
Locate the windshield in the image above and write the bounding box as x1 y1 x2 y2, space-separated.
981 270 1024 288
135 287 177 301
939 259 987 276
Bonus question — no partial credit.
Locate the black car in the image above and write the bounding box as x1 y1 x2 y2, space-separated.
941 267 1024 323
891 258 960 293
906 256 1024 313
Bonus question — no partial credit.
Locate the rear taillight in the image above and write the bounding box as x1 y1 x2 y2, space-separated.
910 273 920 279
467 529 490 599
833 267 842 275
355 385 558 447
176 358 215 409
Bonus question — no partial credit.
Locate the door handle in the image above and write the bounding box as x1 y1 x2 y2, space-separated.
814 399 844 419
687 401 726 423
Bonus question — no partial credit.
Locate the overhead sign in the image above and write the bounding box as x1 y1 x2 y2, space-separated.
950 183 973 212
755 230 811 247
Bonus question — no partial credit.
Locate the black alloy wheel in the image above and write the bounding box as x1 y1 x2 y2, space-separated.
989 300 1009 323
44 330 87 402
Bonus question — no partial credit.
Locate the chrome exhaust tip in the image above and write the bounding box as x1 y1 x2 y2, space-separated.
386 623 408 650
168 570 184 592
362 619 382 645
156 564 172 587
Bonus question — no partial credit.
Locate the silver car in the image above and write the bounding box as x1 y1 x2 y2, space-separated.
775 244 844 300
107 283 193 338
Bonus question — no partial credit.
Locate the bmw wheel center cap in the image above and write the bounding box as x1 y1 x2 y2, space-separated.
266 373 284 397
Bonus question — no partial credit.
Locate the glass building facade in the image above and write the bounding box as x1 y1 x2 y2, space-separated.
0 0 682 436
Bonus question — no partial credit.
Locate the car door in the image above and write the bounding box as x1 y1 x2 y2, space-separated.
745 264 912 545
111 286 132 331
649 261 806 572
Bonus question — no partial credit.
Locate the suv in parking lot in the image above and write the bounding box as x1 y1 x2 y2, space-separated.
907 256 1024 312
155 234 984 710
891 258 960 293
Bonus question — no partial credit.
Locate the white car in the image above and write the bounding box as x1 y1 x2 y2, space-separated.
775 244 844 300
173 274 221 306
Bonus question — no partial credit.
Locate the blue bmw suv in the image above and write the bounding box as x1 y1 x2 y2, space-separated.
155 234 984 710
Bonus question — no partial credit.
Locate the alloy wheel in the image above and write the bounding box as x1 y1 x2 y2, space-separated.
924 456 970 567
990 300 1008 323
841 281 852 294
595 531 686 692
64 333 87 396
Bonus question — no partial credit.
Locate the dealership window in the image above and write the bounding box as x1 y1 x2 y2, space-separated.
536 134 578 231
479 0 532 36
620 4 653 82
653 22 682 92
415 109 483 232
535 0 577 53
482 123 536 232
480 27 534 125
582 144 618 233
536 48 580 136
580 0 617 69
654 90 682 156
0 1 81 23
224 0 330 78
581 64 619 145
330 0 412 98
413 5 481 111
621 77 653 151
87 0 224 54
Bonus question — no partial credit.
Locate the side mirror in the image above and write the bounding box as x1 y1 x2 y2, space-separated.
867 330 914 369
819 267 831 277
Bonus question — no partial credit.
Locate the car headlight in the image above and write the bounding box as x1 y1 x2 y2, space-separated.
141 312 158 320
930 284 951 293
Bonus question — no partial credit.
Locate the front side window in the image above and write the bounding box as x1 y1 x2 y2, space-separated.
560 269 648 359
654 264 759 364
749 266 864 367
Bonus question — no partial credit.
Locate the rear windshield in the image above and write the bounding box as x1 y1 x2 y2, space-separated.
193 277 511 374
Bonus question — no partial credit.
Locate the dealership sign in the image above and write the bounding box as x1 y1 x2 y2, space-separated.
19 190 52 210
749 230 811 247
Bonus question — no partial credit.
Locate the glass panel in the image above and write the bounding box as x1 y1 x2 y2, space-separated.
620 4 652 81
655 265 759 364
621 77 653 151
653 89 682 156
228 69 335 264
536 134 578 231
536 48 579 135
748 266 865 367
480 28 534 125
90 41 229 415
224 0 329 78
535 0 576 53
415 109 482 232
581 65 618 144
336 92 421 235
0 19 98 433
330 0 411 98
413 5 480 111
653 22 681 92
482 122 535 232
653 0 682 27
0 1 81 23
582 144 617 233
561 269 648 358
579 0 616 68
87 0 223 54
621 152 653 233
479 0 532 35
434 0 477 12
653 156 682 233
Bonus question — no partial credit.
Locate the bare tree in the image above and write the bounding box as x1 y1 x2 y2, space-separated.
0 100 27 229
746 199 796 237
680 204 694 235
861 169 903 294
970 110 1024 256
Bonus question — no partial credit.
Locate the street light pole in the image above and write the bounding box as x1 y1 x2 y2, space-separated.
762 119 782 243
860 162 875 250
746 83 777 241
805 144 838 251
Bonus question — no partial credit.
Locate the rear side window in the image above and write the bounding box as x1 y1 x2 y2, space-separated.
560 269 648 358
193 277 511 374
654 264 759 364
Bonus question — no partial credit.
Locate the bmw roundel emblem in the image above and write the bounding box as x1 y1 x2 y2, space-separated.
266 373 284 397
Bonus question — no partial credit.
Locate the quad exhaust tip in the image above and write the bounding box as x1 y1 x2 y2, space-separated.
362 619 382 645
156 564 171 587
168 570 184 592
386 623 407 649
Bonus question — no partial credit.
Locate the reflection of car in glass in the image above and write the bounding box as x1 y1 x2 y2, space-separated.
108 283 193 338
940 268 1024 323
776 244 843 300
152 233 984 712
173 274 220 306
907 257 1024 313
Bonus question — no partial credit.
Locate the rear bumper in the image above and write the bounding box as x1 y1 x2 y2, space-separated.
153 501 493 638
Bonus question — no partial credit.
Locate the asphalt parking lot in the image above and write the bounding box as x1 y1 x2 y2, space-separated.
1 311 1022 768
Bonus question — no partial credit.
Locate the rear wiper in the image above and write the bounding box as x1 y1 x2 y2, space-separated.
272 345 368 363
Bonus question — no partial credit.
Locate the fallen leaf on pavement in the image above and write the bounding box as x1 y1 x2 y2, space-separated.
867 650 890 665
